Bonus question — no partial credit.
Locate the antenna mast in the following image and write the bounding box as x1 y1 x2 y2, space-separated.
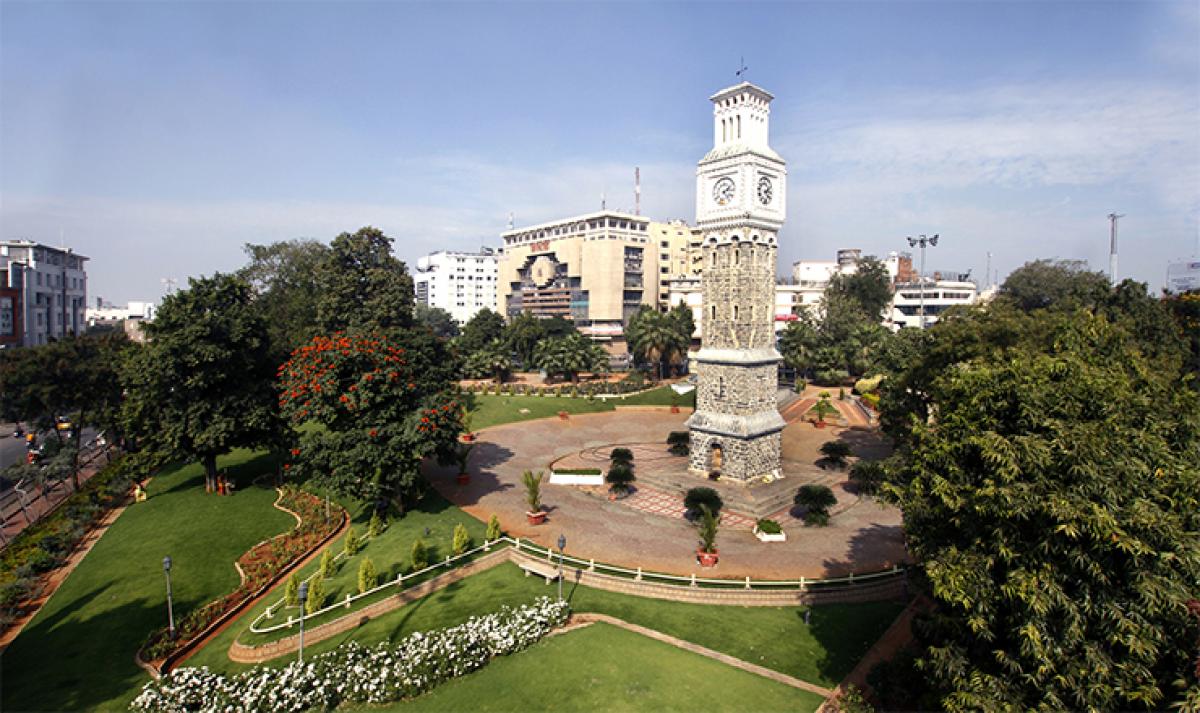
1107 212 1125 285
635 167 641 216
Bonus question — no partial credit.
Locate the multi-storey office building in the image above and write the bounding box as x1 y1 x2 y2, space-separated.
0 241 89 347
497 211 697 342
413 249 499 325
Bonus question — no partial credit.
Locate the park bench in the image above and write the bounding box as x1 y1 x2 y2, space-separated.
518 559 561 584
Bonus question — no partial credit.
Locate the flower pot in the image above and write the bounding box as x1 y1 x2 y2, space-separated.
670 406 680 414
526 510 547 525
753 527 787 543
814 420 826 429
557 411 569 421
696 549 719 567
456 473 470 486
459 433 476 443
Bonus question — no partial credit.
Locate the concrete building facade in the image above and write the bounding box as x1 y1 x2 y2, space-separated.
887 279 978 329
686 82 788 484
0 240 88 347
413 249 499 325
497 212 696 337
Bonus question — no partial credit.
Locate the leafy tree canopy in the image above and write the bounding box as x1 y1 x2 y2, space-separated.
827 256 893 319
122 274 280 490
239 239 330 360
414 304 459 340
999 259 1111 312
626 306 690 379
278 329 460 507
457 308 506 355
315 227 413 334
878 301 1199 710
462 339 511 382
504 312 547 368
533 331 609 383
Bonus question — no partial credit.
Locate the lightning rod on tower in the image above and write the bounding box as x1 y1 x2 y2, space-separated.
1108 212 1125 285
635 167 641 216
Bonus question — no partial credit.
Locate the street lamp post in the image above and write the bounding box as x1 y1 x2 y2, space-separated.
905 234 940 329
162 556 175 639
297 581 308 663
556 534 567 602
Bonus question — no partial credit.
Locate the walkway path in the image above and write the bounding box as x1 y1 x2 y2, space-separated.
427 409 906 579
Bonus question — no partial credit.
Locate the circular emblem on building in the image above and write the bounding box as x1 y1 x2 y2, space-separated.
530 255 557 287
757 176 773 205
712 177 735 206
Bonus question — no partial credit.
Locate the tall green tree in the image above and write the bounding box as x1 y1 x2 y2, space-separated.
414 304 459 339
504 312 547 368
627 306 689 380
315 227 414 333
827 256 893 319
534 331 609 383
878 302 1199 710
122 274 280 492
238 239 330 360
0 333 131 486
462 339 511 382
999 259 1111 312
457 308 506 355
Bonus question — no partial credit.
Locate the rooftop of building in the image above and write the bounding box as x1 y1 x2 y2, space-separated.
501 210 654 239
0 239 90 261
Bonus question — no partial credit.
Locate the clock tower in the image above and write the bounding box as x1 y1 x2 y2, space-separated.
686 82 787 483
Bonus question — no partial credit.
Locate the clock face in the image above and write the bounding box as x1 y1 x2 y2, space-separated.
712 177 735 206
757 176 773 205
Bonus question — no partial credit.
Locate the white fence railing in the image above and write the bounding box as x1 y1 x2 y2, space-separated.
249 535 906 636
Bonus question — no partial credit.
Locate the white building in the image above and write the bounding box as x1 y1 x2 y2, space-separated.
1166 259 1200 293
0 240 89 347
414 249 499 325
888 279 978 330
86 300 157 326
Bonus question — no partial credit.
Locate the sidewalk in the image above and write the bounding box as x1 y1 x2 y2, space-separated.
0 449 110 547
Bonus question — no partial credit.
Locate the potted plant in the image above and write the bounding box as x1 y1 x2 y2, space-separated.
696 504 719 567
670 392 681 414
454 442 474 486
459 411 476 443
523 470 547 525
811 393 836 428
753 518 787 542
684 486 723 520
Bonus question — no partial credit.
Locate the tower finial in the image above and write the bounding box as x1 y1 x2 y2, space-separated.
736 56 748 81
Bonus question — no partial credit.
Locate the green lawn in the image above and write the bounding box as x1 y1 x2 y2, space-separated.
468 385 693 431
365 622 825 713
192 562 902 691
0 450 294 712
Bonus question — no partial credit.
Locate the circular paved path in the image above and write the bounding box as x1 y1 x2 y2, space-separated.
426 408 907 579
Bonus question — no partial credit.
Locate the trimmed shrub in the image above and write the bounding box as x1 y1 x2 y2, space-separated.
861 392 881 410
820 441 853 468
452 523 471 556
610 447 634 465
521 470 544 512
814 369 850 386
849 459 886 495
357 557 378 594
667 431 689 456
696 504 719 553
319 549 335 579
368 511 386 538
304 575 326 614
853 374 884 395
485 514 502 541
794 484 837 526
552 468 602 476
284 574 299 607
342 527 362 557
605 463 636 495
755 518 783 534
684 487 723 519
410 538 430 571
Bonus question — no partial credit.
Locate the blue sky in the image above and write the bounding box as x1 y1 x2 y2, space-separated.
2 1 1197 304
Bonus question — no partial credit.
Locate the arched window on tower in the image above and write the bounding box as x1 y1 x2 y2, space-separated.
733 304 739 320
733 247 739 265
718 377 725 398
710 304 717 322
737 115 742 139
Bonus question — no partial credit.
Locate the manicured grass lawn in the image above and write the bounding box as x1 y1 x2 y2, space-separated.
468 386 693 431
0 450 293 712
365 622 825 713
194 562 903 691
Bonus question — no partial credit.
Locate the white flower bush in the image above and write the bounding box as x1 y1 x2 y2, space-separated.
132 597 569 712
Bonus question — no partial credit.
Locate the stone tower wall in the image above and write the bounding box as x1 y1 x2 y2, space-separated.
700 237 777 351
687 430 783 482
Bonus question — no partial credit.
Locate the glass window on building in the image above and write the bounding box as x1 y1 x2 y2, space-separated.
0 297 12 336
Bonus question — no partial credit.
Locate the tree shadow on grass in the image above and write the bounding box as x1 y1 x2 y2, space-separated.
1 588 165 712
155 451 280 496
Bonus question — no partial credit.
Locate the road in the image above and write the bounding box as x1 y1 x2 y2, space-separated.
0 431 27 471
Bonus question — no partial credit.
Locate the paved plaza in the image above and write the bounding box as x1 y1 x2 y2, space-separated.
427 400 907 579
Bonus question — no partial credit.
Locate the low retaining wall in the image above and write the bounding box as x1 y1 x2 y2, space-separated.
227 547 907 664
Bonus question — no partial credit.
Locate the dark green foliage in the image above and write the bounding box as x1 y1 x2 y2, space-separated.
239 239 330 359
999 258 1111 312
485 514 502 541
553 468 602 476
879 301 1200 710
626 305 690 380
684 487 723 519
610 447 634 464
458 308 506 356
410 538 430 571
848 459 885 495
414 304 459 339
819 441 852 468
828 256 893 320
315 226 414 333
533 332 608 383
122 273 280 491
357 556 378 594
1162 290 1200 378
667 431 690 456
605 463 635 495
794 485 836 526
754 518 782 534
521 470 544 512
503 312 547 368
462 339 511 382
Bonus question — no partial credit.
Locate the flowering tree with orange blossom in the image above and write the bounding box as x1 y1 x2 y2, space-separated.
277 329 461 508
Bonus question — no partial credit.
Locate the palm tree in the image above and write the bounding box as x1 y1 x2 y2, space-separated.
629 310 688 380
534 332 608 383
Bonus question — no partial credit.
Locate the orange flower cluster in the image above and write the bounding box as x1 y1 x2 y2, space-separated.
277 333 413 422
